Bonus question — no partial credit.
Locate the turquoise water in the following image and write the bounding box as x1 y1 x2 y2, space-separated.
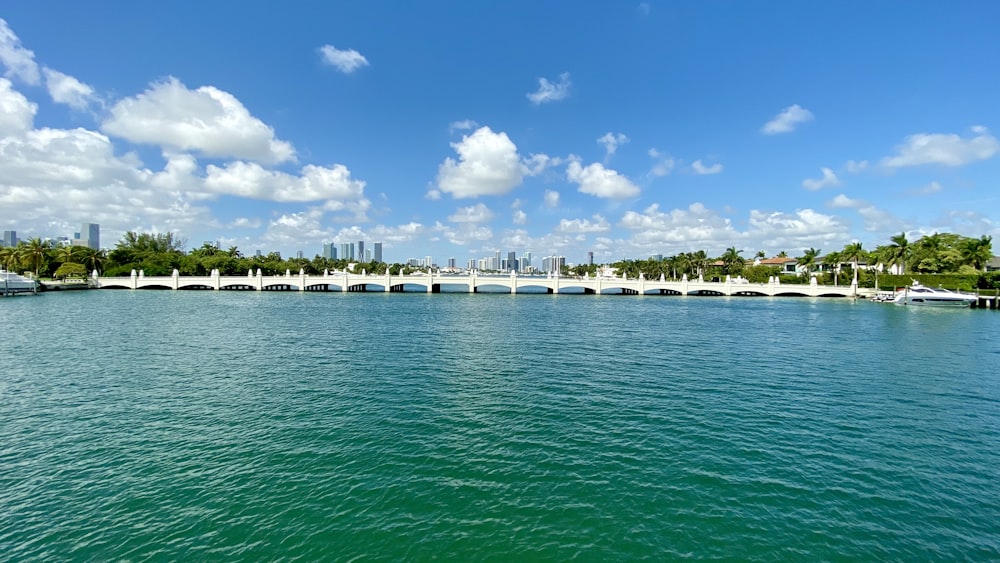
2 291 999 560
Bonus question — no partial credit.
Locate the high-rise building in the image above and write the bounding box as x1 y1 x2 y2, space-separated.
507 251 518 272
358 241 365 261
296 250 304 259
425 255 433 268
82 223 100 250
448 258 456 268
494 250 501 270
587 251 594 266
468 258 476 270
523 251 532 270
340 243 355 261
323 243 335 259
542 255 566 274
1 230 16 247
374 242 383 263
255 250 262 257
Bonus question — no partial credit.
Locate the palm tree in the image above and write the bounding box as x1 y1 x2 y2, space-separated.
79 247 107 275
777 250 788 258
18 238 51 277
961 235 993 272
720 247 745 276
798 248 821 279
842 242 866 286
824 250 843 285
691 250 709 278
0 246 18 271
53 245 80 266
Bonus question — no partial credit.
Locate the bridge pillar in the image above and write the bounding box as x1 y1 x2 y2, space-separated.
469 272 476 293
427 272 434 293
341 273 348 292
384 274 391 292
299 271 306 292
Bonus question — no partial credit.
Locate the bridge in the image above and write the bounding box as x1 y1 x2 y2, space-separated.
93 269 871 298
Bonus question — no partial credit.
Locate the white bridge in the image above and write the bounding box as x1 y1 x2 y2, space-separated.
93 269 870 298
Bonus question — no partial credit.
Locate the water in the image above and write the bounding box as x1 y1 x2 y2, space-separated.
2 291 999 560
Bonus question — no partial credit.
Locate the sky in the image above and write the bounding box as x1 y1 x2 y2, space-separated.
1 2 999 265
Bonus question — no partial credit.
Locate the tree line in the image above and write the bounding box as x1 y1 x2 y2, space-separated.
0 230 993 287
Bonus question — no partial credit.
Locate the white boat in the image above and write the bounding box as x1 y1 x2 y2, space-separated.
1 270 39 295
893 282 976 307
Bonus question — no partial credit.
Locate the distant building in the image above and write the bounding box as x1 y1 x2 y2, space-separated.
507 251 518 272
542 255 566 274
340 243 355 261
358 241 365 262
587 251 594 265
323 243 335 259
2 230 16 247
448 257 456 268
255 250 262 257
374 242 383 263
296 250 304 259
83 223 99 249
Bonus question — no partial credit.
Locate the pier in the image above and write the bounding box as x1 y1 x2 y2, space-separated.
92 269 875 298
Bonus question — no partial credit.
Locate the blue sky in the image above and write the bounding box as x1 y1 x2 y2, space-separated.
2 2 998 264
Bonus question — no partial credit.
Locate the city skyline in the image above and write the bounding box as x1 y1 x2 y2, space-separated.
1 4 999 263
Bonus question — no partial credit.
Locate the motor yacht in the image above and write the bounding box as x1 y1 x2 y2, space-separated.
893 282 976 307
1 270 39 296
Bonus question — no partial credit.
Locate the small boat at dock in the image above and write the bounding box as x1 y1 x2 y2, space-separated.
1 270 40 296
892 282 976 307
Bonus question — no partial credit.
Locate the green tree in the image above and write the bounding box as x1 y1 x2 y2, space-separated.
0 246 18 271
961 235 993 272
798 248 821 279
842 242 866 286
18 238 51 277
884 232 909 275
824 250 843 285
53 262 88 279
720 247 745 277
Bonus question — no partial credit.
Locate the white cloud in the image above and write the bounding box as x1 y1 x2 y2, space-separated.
880 126 1000 168
845 159 868 173
318 44 370 73
746 209 850 245
691 159 723 175
556 215 611 234
436 126 524 198
513 210 527 225
526 72 571 105
0 78 36 134
448 203 495 224
648 148 675 177
449 119 478 133
567 161 640 199
101 77 296 165
425 188 442 200
0 19 40 85
802 167 840 190
761 104 814 135
369 222 426 244
230 217 262 229
620 203 739 250
543 189 560 208
597 132 629 161
43 68 96 110
204 161 366 203
523 153 562 176
829 193 864 209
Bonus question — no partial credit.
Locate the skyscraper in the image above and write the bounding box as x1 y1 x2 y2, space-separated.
358 241 365 261
587 251 594 266
1 230 16 247
373 242 382 263
81 223 99 250
322 243 335 259
507 251 518 272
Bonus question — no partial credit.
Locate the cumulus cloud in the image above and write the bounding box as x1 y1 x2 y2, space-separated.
648 148 675 177
101 77 296 164
436 126 524 198
43 68 97 110
543 189 560 208
556 215 611 234
318 44 370 73
526 72 571 105
567 161 640 199
513 209 527 225
880 126 1000 168
597 132 629 161
0 19 40 85
0 78 36 134
746 209 850 244
761 104 814 135
691 159 723 175
802 167 840 190
204 161 366 202
829 193 864 209
448 203 495 223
